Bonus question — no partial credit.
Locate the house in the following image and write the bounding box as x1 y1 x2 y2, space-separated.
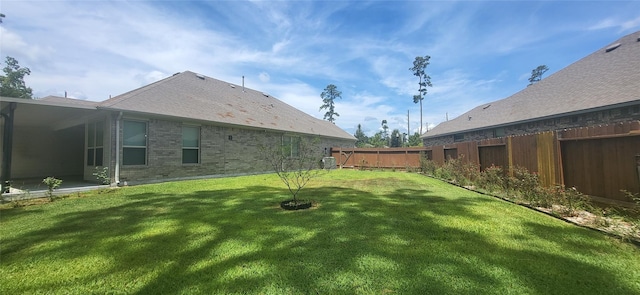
1 71 355 192
421 31 640 203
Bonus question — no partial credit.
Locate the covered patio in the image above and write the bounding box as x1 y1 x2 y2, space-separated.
1 96 106 195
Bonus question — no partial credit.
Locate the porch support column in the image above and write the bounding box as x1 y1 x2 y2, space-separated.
1 102 17 193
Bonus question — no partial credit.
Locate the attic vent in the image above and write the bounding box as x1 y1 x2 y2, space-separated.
262 93 269 97
637 36 640 42
483 104 491 110
195 74 205 80
229 84 236 88
605 43 621 52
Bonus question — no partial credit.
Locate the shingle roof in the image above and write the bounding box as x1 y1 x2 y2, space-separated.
39 96 100 108
99 71 355 141
423 31 640 138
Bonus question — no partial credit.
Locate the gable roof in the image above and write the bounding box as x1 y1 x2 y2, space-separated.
423 31 640 138
99 71 355 141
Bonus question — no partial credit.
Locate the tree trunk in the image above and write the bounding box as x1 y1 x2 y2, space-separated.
419 99 423 134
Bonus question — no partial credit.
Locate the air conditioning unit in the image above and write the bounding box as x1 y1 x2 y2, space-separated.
322 157 336 170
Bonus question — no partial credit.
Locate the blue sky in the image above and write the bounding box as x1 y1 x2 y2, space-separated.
1 1 639 136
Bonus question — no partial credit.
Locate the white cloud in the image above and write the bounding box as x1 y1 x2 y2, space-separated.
259 72 271 82
589 16 640 32
4 0 639 138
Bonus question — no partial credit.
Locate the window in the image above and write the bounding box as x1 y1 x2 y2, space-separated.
87 121 104 166
493 127 505 138
182 126 200 164
123 120 147 165
453 134 464 142
282 135 300 157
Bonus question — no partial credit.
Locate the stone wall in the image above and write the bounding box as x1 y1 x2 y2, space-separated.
118 117 354 185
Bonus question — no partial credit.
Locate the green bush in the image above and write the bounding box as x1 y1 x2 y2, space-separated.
420 157 437 175
506 166 545 205
42 177 62 201
477 165 505 193
551 186 591 216
93 167 110 185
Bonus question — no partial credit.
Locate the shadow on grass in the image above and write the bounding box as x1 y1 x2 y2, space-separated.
1 180 637 294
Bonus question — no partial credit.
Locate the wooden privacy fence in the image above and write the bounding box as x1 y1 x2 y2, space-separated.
420 121 640 202
332 121 640 203
330 147 427 170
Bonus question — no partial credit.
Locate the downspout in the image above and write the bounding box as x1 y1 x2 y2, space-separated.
114 111 123 186
1 102 17 193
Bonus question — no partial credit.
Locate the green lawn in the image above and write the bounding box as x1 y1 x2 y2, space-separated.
1 170 639 294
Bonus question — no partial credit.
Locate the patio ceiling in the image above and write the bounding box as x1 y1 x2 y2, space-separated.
1 98 102 131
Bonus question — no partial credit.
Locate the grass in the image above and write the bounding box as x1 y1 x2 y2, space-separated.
1 170 640 294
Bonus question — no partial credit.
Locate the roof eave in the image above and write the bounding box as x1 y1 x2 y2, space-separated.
421 98 640 139
98 106 356 141
1 96 100 110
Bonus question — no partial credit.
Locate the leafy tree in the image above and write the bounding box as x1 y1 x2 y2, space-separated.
390 129 402 147
410 55 432 134
368 132 386 148
528 65 549 86
408 132 423 147
1 56 33 99
381 119 389 146
354 124 368 147
258 136 323 206
319 84 341 123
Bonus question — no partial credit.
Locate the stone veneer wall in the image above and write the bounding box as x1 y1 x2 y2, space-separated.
117 117 354 185
423 104 640 146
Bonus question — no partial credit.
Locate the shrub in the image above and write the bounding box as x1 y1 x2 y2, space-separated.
477 165 505 193
444 156 480 187
42 177 62 201
420 157 437 175
621 190 640 207
506 166 542 204
93 167 111 185
552 186 591 216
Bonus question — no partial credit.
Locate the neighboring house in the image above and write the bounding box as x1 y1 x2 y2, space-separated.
423 31 640 146
421 31 640 203
1 71 355 191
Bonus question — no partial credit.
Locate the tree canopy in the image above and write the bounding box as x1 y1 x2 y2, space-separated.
408 132 422 147
528 65 549 86
410 55 432 134
354 124 368 147
352 127 423 147
319 84 341 123
390 129 402 147
1 56 33 99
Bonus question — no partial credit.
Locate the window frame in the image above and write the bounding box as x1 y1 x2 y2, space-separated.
282 135 301 157
122 120 148 166
182 125 201 164
86 121 104 167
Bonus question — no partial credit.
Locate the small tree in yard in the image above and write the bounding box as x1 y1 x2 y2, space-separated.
42 177 62 201
259 136 324 209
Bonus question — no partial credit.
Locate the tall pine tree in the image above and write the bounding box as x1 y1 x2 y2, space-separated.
319 84 341 123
